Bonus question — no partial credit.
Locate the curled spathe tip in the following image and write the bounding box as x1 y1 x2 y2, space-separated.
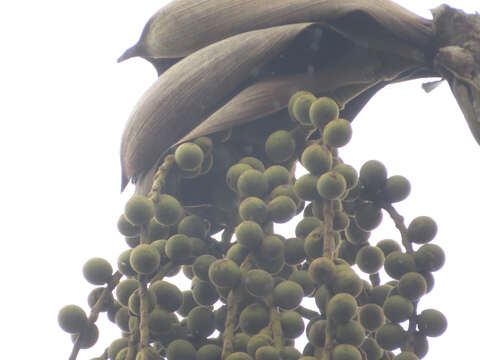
117 44 141 63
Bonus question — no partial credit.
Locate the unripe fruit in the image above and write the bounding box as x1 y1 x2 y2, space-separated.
117 214 140 236
227 243 250 265
128 288 156 315
239 303 270 334
239 156 265 172
232 333 250 353
108 338 129 360
165 234 192 263
398 272 427 301
188 306 215 337
236 221 264 249
314 284 331 314
191 278 219 306
355 246 385 274
333 210 350 231
148 217 169 241
326 293 357 323
175 142 204 170
71 321 98 349
309 257 335 285
292 92 316 124
383 295 413 322
335 320 365 346
384 251 416 279
116 279 140 307
177 215 208 238
177 290 198 316
358 304 385 331
239 197 267 223
332 344 362 360
265 130 296 163
87 287 114 312
114 306 130 332
226 352 253 360
333 163 358 189
332 269 363 297
150 280 183 312
359 160 387 191
354 202 383 231
255 346 279 360
82 257 113 285
382 175 411 203
376 239 401 257
301 144 332 176
280 311 305 339
227 163 253 191
369 285 393 306
193 254 217 281
237 169 269 197
375 323 405 350
270 184 301 207
407 216 437 244
304 226 325 259
149 308 173 333
345 221 370 245
394 352 419 360
264 165 290 190
361 338 384 360
281 347 301 360
323 119 352 148
197 344 222 360
417 309 447 337
208 259 241 288
284 237 306 265
288 271 316 296
154 194 183 226
259 235 285 259
294 174 319 201
247 335 272 357
273 281 304 309
245 269 274 297
295 217 323 239
317 171 347 200
130 244 160 274
267 195 297 223
414 244 445 272
58 304 87 333
308 319 327 347
124 195 154 225
309 97 339 128
166 339 196 360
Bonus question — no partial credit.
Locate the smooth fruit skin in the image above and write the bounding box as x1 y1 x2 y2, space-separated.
309 97 340 129
58 304 87 333
124 195 154 225
82 258 113 285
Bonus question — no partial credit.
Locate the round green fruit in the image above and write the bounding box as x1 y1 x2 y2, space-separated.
239 303 270 334
332 344 362 360
208 259 241 288
417 309 447 337
317 171 347 200
108 338 128 360
292 92 317 124
323 119 352 148
154 194 183 226
274 281 304 309
326 293 357 323
149 308 173 334
188 306 215 337
382 175 411 203
116 279 140 307
383 295 413 323
309 97 339 129
236 221 264 249
301 144 332 176
177 215 208 238
58 304 87 333
166 339 196 360
247 335 272 357
358 304 385 331
226 352 253 360
191 278 219 306
309 257 335 285
359 160 387 191
333 163 358 189
264 165 290 190
376 239 401 257
82 257 113 285
165 234 192 263
265 130 296 163
280 311 305 339
150 280 183 312
227 163 253 191
375 323 405 351
394 352 419 360
335 320 365 346
354 202 383 231
237 169 269 197
175 142 204 170
294 174 319 201
407 216 437 244
267 195 297 223
256 346 280 360
71 321 98 349
245 269 274 297
193 254 217 281
124 195 154 225
355 246 385 274
117 214 140 237
288 270 316 296
384 252 416 280
130 244 160 274
361 338 384 360
239 157 265 172
308 319 327 347
197 344 222 360
284 237 306 265
239 197 267 223
414 244 445 272
398 272 427 301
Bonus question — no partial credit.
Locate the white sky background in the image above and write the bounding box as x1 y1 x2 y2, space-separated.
0 0 479 359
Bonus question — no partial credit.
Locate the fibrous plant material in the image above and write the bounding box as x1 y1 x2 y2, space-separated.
57 0 478 358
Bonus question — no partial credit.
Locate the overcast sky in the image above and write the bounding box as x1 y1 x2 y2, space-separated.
1 1 479 359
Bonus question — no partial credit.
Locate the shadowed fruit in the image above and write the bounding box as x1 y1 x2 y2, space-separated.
166 339 196 360
58 304 87 333
245 269 274 297
284 237 306 265
178 215 208 238
398 272 427 301
197 344 222 360
71 321 98 349
407 216 437 244
116 279 140 307
309 257 335 285
359 160 387 191
239 303 270 334
274 280 304 309
417 309 447 337
333 163 358 189
294 174 319 201
383 295 413 322
188 306 215 337
332 344 362 360
384 251 416 279
265 130 296 163
117 214 140 236
361 337 384 360
227 163 253 191
308 319 327 347
326 293 357 323
150 280 183 312
414 244 445 272
281 310 305 338
335 320 365 346
375 323 405 350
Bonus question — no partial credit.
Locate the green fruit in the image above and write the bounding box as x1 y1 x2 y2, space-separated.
197 344 222 360
288 271 316 296
236 221 264 249
335 320 365 346
303 226 325 259
295 217 323 239
239 303 270 334
87 287 114 312
125 236 140 248
317 171 347 199
383 295 413 323
382 175 411 203
314 285 331 314
337 240 360 265
166 339 196 360
256 346 280 360
369 285 393 307
292 93 316 124
376 240 401 257
239 197 267 223
332 344 361 360
326 293 357 323
108 338 129 360
393 352 419 360
375 323 405 350
301 144 332 176
175 142 204 170
226 352 253 360
333 210 350 231
239 157 265 172
237 169 269 197
256 254 286 275
165 234 192 263
384 252 416 280
358 304 385 331
82 257 113 285
208 259 241 288
114 306 130 332
117 250 136 278
70 321 98 349
149 308 173 333
273 281 304 309
281 347 301 360
116 279 140 307
264 165 291 190
58 304 87 333
270 184 301 207
412 332 429 359
247 334 272 356
227 163 253 191
414 244 445 272
361 338 384 360
191 278 219 306
333 164 358 189
359 160 387 191
259 235 285 259
309 97 339 129
323 119 352 148
280 311 305 339
398 272 427 301
245 269 274 297
308 319 327 347
309 257 335 285
267 196 297 223
227 243 250 265
345 221 370 245
150 280 183 312
265 130 296 163
117 214 140 237
193 254 217 281
154 194 183 226
294 174 319 201
407 216 437 244
188 306 215 337
130 244 160 274
355 246 385 274
233 333 250 353
177 290 198 316
284 237 306 265
417 309 447 337
148 217 169 241
128 288 156 315
332 269 363 297
354 202 383 231
124 195 154 225
177 215 208 238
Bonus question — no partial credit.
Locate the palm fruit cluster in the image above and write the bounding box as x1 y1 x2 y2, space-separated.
59 92 447 360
